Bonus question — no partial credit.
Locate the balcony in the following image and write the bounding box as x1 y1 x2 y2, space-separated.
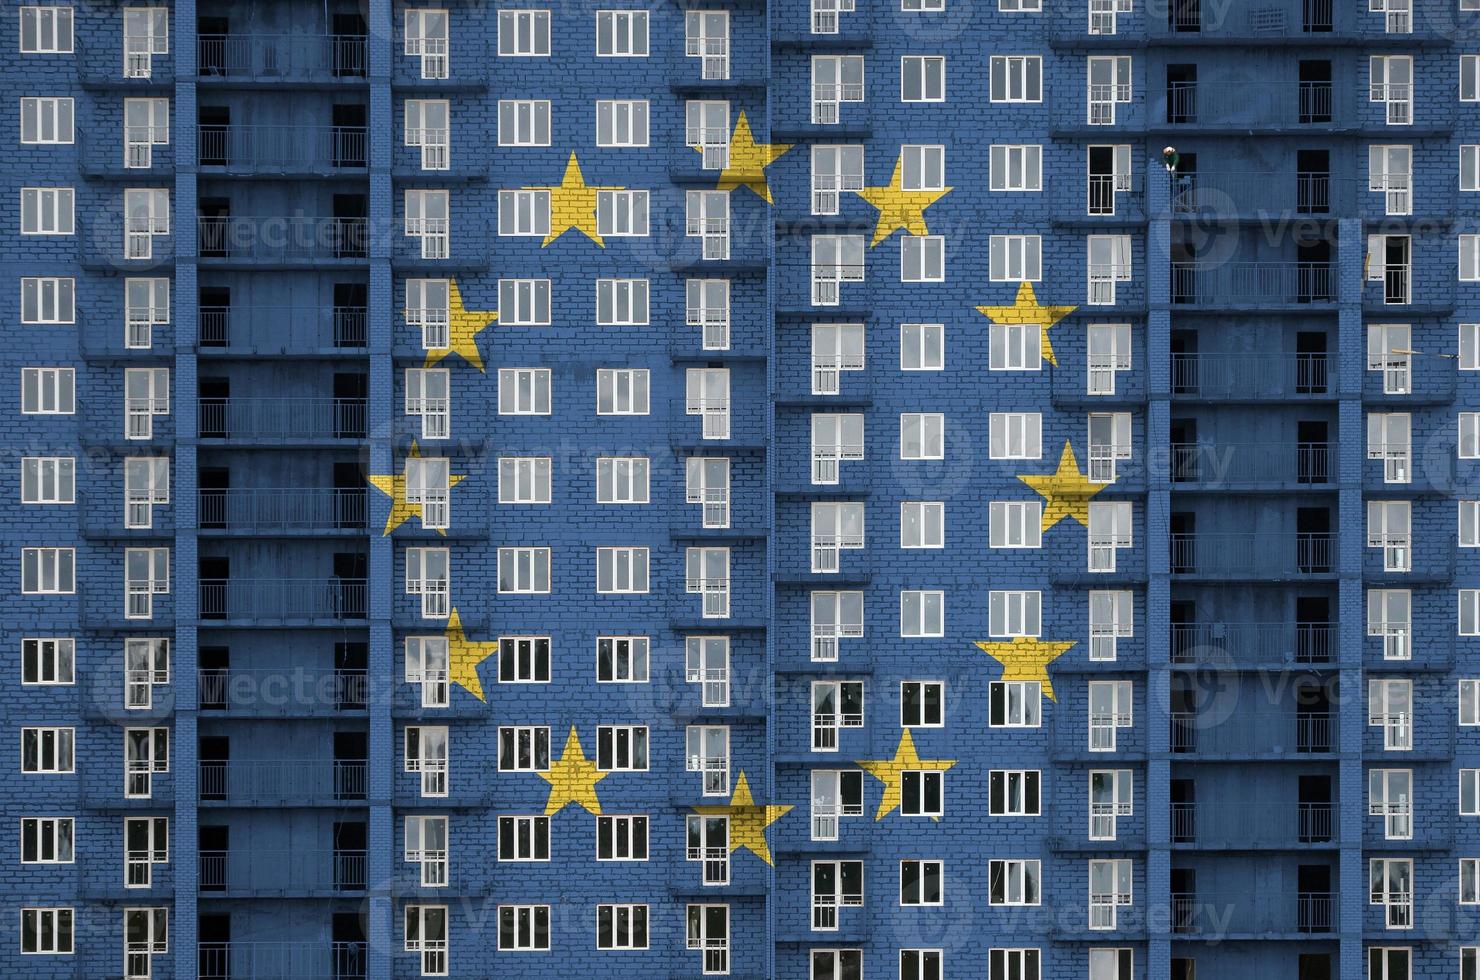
1170 262 1335 308
199 848 367 895
1160 80 1335 130
197 34 368 84
1170 801 1336 847
199 941 366 980
199 216 368 266
199 667 368 716
198 124 368 174
1170 710 1335 756
1170 171 1357 217
199 305 368 355
1171 353 1331 401
1170 622 1335 666
75 36 174 89
1149 0 1338 38
1171 890 1336 937
198 759 367 805
1170 532 1334 579
1170 442 1334 489
199 488 368 535
199 577 368 624
198 397 367 443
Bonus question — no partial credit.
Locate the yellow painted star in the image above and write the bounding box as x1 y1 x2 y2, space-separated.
423 279 497 371
853 155 952 246
442 607 497 701
691 771 794 866
975 636 1077 702
1017 441 1106 532
365 441 467 536
855 729 957 822
537 727 609 816
523 152 622 247
704 111 791 203
975 281 1077 366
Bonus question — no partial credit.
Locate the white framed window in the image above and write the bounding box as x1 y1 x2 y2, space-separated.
990 56 1043 102
1087 411 1132 484
904 0 947 8
686 367 731 440
811 54 865 124
497 726 550 773
126 908 170 979
990 950 1041 980
1087 234 1133 305
497 9 551 56
21 637 74 685
1461 859 1480 904
124 546 169 620
404 904 448 976
1088 500 1133 571
900 590 944 637
123 187 168 259
124 815 167 888
405 457 451 531
124 366 169 439
988 769 1041 815
497 189 552 237
990 681 1042 727
597 725 649 771
597 636 649 683
596 10 647 56
123 726 168 798
596 546 649 594
597 279 649 325
686 547 730 618
1462 679 1480 726
1090 769 1133 839
598 457 650 504
812 680 865 751
404 725 449 797
1088 859 1133 929
497 368 551 415
811 859 864 929
1370 55 1414 125
498 547 550 594
1465 55 1480 101
899 144 945 191
812 590 864 661
811 769 864 839
21 817 73 864
20 277 75 324
1369 677 1413 751
686 189 729 260
1463 588 1480 635
811 412 864 485
811 144 864 215
1466 769 1480 815
597 814 649 860
685 10 730 80
406 279 450 349
1465 147 1480 194
405 189 449 259
988 859 1041 905
1369 768 1413 840
123 638 168 710
686 903 729 975
497 279 551 326
686 100 730 170
901 770 944 817
19 7 73 53
990 412 1042 458
404 9 450 79
990 144 1041 191
1369 588 1412 660
406 369 450 441
901 681 944 727
596 904 648 950
1465 501 1480 547
1368 412 1412 484
687 278 731 350
498 636 550 684
497 817 550 864
1464 236 1480 282
21 368 74 414
1370 857 1414 928
1087 55 1133 125
811 500 865 573
596 368 650 415
989 590 1041 637
1367 499 1412 572
1465 413 1480 458
900 413 944 459
686 635 730 707
811 234 865 305
597 189 649 238
1087 680 1133 751
1089 590 1133 661
901 950 943 980
19 908 72 954
1463 323 1480 370
686 457 729 527
20 187 73 234
990 234 1042 281
1370 144 1412 215
901 56 945 102
596 100 649 147
812 950 864 979
901 501 944 548
812 322 866 395
21 547 73 594
20 457 73 504
19 97 72 144
122 7 167 78
497 99 550 148
989 501 1043 548
124 277 169 349
686 725 730 796
900 323 944 370
404 636 450 708
405 815 449 887
1368 324 1411 393
21 727 73 773
123 98 169 169
902 235 944 282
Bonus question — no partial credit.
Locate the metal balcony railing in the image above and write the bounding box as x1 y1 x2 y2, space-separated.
1170 800 1336 845
1170 171 1357 215
198 488 368 532
1156 0 1336 35
1171 262 1335 306
1164 80 1334 127
1170 441 1334 486
198 124 368 171
1170 622 1335 665
1171 353 1330 399
197 34 368 81
198 759 368 803
1171 891 1336 935
198 667 368 714
199 305 368 351
1170 532 1334 577
198 397 367 440
199 577 368 621
199 849 367 893
198 216 368 262
1170 711 1334 754
198 941 367 980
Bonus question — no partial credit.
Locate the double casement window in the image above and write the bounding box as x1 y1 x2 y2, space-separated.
123 98 168 169
1367 500 1411 572
125 277 169 349
901 56 945 102
686 368 730 440
1368 412 1411 483
811 769 864 840
405 905 448 975
899 860 943 906
1087 144 1134 215
1368 324 1411 393
1088 859 1133 929
900 590 944 637
1370 56 1413 125
811 860 864 930
686 546 730 618
405 726 449 796
904 147 946 190
123 638 168 710
1087 680 1133 751
1087 235 1132 305
1370 858 1414 928
1369 678 1413 751
122 8 168 79
1086 56 1132 125
124 188 169 259
498 815 550 861
406 190 449 259
1089 769 1133 839
811 55 865 124
901 681 944 727
1089 590 1133 661
124 367 170 439
686 903 730 975
812 145 864 215
812 680 864 751
1088 500 1133 571
686 636 730 707
407 279 450 349
406 547 450 618
813 950 864 980
405 100 451 168
901 322 944 370
902 235 944 282
685 11 730 80
1087 413 1132 484
686 100 731 170
686 725 730 796
406 369 451 440
405 457 451 530
812 235 865 306
405 9 450 78
1369 589 1411 660
687 278 730 350
124 547 169 620
405 815 449 887
124 816 168 887
123 727 168 798
123 908 168 980
686 190 729 260
812 322 865 395
1369 145 1412 215
686 458 729 527
811 501 865 573
812 590 863 661
405 637 450 707
900 413 944 460
901 950 943 980
901 501 944 548
1369 769 1413 839
497 99 550 148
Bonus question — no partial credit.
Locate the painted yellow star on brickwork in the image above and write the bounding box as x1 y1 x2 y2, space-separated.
523 152 622 247
855 729 957 822
442 607 497 701
691 771 793 866
975 637 1077 702
1018 441 1105 532
975 281 1077 366
537 727 609 816
705 111 792 203
366 441 467 536
853 155 952 247
423 279 496 371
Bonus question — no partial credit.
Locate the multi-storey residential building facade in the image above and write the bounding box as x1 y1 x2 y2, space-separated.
5 0 1480 978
